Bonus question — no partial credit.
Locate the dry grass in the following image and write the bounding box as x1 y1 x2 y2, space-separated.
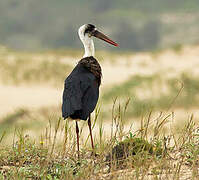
0 48 73 87
0 99 198 179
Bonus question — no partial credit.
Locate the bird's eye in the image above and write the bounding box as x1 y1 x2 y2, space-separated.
84 25 96 36
84 29 90 35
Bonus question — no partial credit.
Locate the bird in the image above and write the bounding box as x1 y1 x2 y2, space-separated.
62 24 118 156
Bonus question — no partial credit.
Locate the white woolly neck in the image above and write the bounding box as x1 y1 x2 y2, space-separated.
78 25 95 58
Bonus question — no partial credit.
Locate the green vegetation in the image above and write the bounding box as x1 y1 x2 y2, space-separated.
102 73 199 117
106 136 162 168
0 109 28 134
0 106 61 140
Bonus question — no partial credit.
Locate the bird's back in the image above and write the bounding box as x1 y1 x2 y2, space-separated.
62 56 101 120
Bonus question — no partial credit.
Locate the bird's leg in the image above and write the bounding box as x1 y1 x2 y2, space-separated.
76 121 80 158
88 115 95 152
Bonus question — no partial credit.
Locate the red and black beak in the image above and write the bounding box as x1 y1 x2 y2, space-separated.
91 30 118 47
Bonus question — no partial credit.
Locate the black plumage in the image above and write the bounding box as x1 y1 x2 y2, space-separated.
62 56 102 120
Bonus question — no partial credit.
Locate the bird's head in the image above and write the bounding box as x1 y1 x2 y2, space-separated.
78 24 118 47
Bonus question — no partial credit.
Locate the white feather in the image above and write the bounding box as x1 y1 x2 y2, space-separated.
78 24 95 57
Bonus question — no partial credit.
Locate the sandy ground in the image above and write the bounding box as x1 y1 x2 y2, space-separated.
1 45 199 118
0 85 61 117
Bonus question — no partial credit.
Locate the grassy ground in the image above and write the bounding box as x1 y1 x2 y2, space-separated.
0 104 198 179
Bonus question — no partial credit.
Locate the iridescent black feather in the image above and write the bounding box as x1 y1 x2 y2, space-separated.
62 56 101 120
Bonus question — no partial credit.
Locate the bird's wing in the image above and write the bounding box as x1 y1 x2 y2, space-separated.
62 71 99 120
62 76 83 119
81 79 99 119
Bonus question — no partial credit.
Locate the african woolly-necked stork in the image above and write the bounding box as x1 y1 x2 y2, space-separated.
62 24 118 156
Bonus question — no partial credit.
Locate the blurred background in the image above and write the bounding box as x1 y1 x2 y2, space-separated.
1 0 199 51
0 0 199 143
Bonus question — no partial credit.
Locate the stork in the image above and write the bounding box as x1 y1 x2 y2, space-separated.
62 24 118 156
